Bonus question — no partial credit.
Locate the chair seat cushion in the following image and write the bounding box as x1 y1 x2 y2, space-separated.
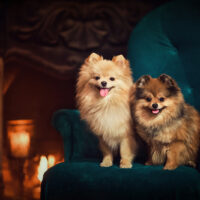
42 161 200 200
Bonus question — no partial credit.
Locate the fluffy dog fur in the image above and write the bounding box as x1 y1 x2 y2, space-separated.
76 53 137 168
131 74 200 170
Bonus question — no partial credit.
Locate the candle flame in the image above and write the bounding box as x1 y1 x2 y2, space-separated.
37 156 48 182
37 155 56 182
48 155 56 168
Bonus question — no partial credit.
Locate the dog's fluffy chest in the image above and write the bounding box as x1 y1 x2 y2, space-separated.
87 102 131 148
94 104 129 133
140 119 182 144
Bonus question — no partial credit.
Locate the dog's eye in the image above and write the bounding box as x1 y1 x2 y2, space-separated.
110 77 115 81
146 97 152 102
95 76 100 80
159 97 165 102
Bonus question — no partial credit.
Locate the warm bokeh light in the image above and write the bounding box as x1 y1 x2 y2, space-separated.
7 119 34 158
37 156 48 182
9 131 30 157
48 155 56 168
37 155 56 182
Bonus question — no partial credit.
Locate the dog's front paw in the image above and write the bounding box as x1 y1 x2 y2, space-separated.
163 162 178 170
120 159 132 168
100 159 113 167
145 160 153 166
188 161 196 168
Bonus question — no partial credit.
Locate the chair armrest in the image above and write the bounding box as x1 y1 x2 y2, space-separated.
52 109 101 162
52 109 80 162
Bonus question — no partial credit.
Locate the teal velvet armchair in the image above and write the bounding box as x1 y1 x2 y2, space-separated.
41 0 200 199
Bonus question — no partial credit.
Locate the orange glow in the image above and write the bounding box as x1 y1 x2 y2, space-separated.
37 155 56 182
37 156 48 182
47 155 56 168
9 131 30 157
7 119 34 158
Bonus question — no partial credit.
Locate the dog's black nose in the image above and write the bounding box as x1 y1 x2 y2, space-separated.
101 81 107 87
152 103 158 109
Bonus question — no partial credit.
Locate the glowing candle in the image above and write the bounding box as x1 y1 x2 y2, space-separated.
37 154 57 183
7 120 34 158
48 155 56 168
9 131 30 157
37 156 48 182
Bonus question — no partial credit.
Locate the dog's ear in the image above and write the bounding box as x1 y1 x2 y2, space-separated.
136 75 151 88
159 74 180 93
159 74 179 87
112 55 129 68
159 74 176 86
85 53 103 64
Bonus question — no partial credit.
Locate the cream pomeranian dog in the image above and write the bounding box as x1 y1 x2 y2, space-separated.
76 53 137 168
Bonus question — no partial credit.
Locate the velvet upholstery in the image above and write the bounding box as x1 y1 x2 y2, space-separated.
42 160 200 200
41 0 200 199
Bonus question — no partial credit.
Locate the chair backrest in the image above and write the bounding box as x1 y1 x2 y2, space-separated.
128 0 200 111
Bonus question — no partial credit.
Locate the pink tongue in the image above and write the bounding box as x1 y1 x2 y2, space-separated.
152 109 160 114
100 88 109 97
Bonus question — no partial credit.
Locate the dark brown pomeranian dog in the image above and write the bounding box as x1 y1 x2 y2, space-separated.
130 74 200 170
